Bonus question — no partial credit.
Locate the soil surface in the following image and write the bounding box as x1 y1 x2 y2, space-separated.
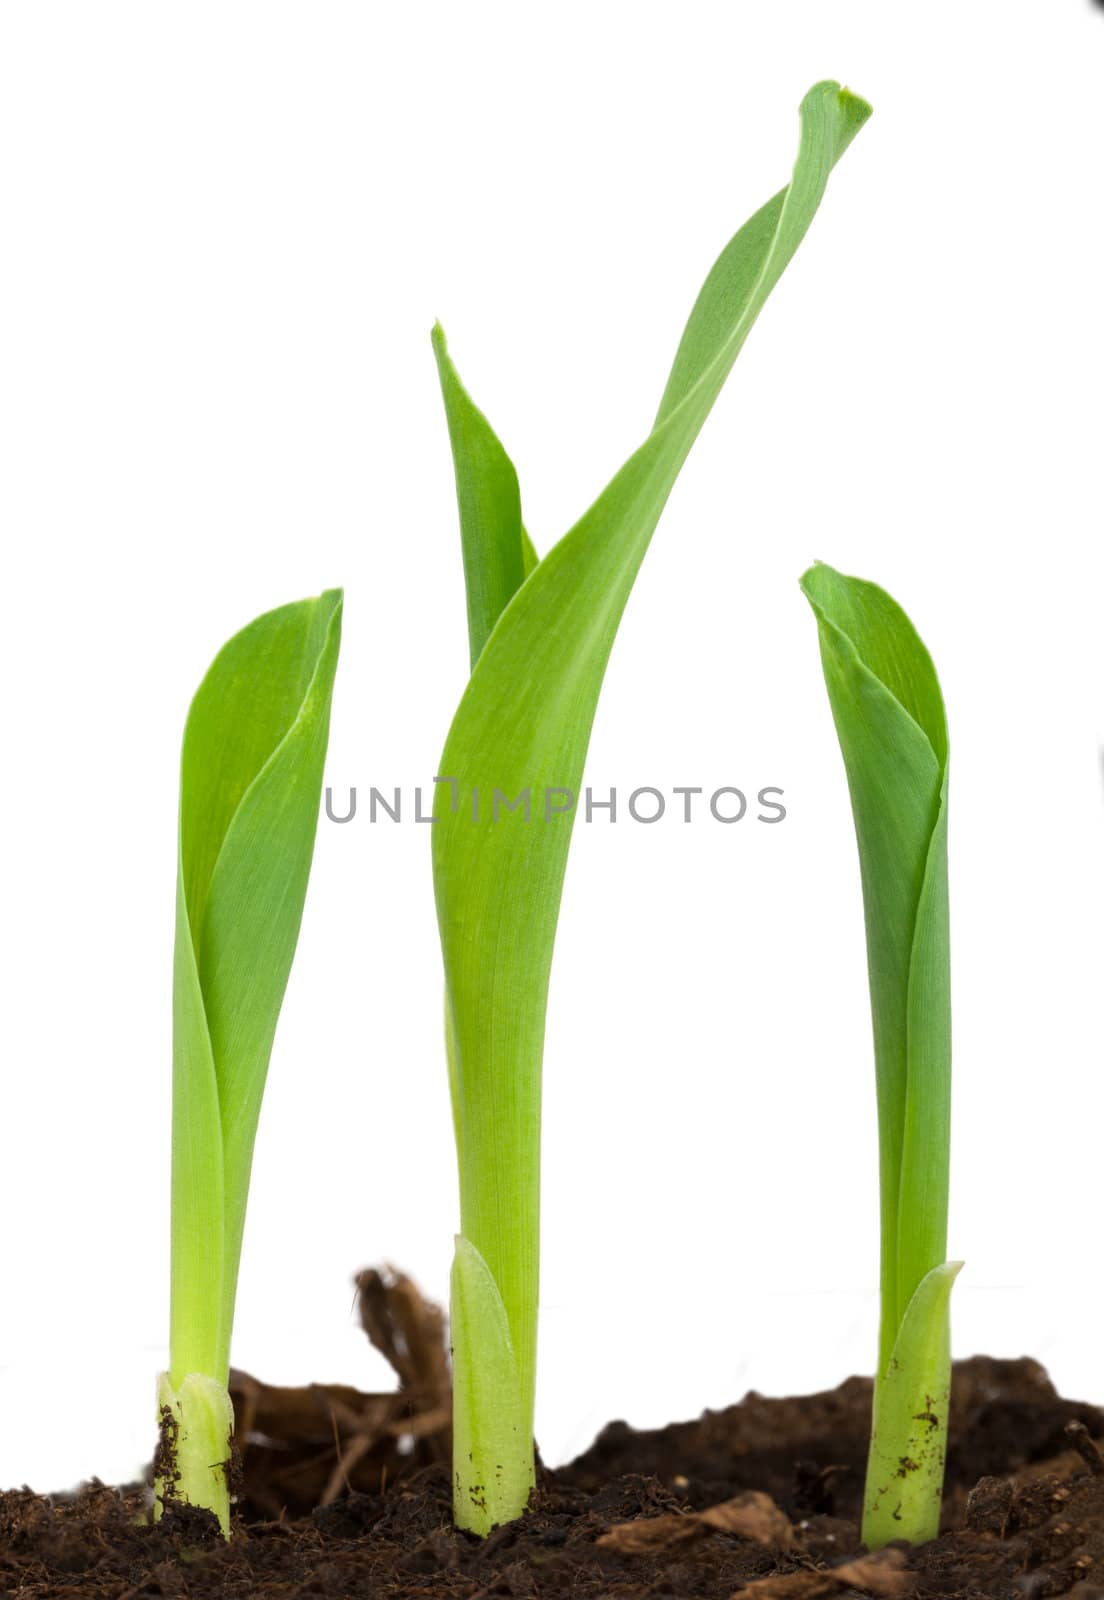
3 1270 1103 1599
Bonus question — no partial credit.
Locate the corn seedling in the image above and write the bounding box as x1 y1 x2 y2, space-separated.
801 563 960 1549
157 591 343 1533
433 82 872 1535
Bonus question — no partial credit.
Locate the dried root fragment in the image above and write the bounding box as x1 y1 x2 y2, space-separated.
599 1489 793 1555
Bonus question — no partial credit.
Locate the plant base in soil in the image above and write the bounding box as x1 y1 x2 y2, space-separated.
2 1272 1102 1599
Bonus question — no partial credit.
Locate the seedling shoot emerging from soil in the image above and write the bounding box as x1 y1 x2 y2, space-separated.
157 591 343 1533
801 564 960 1548
433 82 872 1536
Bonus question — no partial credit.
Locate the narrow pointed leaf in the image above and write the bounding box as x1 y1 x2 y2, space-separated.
433 323 531 667
435 82 872 1530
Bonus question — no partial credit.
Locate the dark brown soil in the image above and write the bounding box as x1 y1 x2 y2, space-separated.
3 1271 1103 1599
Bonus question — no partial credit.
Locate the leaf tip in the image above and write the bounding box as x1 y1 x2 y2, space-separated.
800 80 873 161
432 321 459 392
838 85 874 126
798 559 840 608
803 79 872 120
317 588 344 641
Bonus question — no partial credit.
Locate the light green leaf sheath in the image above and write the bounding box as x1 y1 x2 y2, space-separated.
864 1262 963 1546
435 82 871 1535
800 563 956 1549
163 589 342 1531
450 1237 534 1530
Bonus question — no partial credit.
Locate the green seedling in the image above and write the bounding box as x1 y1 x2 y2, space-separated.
157 590 343 1533
433 82 872 1535
801 563 960 1549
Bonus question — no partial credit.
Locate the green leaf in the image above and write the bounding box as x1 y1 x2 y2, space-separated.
432 324 532 668
800 562 955 1548
166 589 342 1525
434 81 872 1531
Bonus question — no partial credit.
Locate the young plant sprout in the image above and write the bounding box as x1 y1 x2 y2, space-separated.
157 590 343 1533
433 81 872 1536
801 563 961 1549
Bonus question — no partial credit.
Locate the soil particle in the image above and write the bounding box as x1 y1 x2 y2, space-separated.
3 1272 1103 1598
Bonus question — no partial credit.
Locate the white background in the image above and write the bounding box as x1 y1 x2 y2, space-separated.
2 1 1102 1493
